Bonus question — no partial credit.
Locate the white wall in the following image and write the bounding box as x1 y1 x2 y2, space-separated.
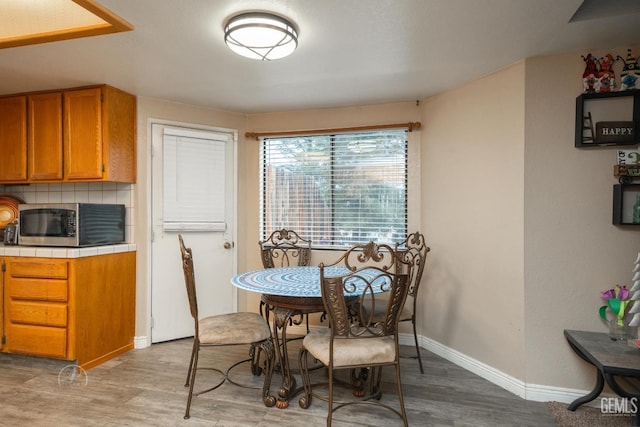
420 62 527 379
524 48 640 390
418 45 640 394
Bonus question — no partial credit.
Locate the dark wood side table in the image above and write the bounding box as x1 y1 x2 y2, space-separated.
564 329 640 426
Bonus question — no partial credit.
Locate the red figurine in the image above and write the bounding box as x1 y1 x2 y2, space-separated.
598 54 616 92
582 53 599 93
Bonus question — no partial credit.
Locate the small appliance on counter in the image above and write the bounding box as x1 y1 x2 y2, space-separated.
18 203 126 247
3 220 18 245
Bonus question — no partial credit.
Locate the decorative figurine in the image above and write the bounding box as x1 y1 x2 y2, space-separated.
627 254 640 329
617 49 640 91
598 54 616 92
582 53 599 93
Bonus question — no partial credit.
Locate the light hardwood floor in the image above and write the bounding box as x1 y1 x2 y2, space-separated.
0 338 556 426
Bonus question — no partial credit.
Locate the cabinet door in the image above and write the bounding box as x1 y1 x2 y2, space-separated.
63 87 103 180
28 92 63 180
0 96 27 182
5 324 67 358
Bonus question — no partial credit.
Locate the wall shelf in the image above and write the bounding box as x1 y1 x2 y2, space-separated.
613 184 640 225
576 90 640 148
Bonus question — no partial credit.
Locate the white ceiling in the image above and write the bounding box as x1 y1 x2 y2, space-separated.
0 0 639 113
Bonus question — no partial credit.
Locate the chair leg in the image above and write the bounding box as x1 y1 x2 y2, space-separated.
370 367 383 400
297 347 313 409
185 338 198 387
249 341 263 376
184 344 199 420
395 363 408 427
327 364 334 427
412 319 424 374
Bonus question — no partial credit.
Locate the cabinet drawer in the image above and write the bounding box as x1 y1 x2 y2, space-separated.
5 324 67 359
9 301 67 327
10 259 68 279
8 278 68 301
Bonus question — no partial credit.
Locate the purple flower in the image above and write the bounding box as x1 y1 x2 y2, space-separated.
601 288 617 299
599 285 633 326
601 285 630 301
618 285 631 301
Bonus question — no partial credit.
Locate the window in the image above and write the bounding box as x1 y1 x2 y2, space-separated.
260 129 408 248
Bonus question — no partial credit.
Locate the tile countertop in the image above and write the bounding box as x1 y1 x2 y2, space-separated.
0 243 137 258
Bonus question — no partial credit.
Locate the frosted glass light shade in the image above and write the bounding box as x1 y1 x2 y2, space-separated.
224 12 298 61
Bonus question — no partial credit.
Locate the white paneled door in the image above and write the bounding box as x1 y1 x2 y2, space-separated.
150 122 236 343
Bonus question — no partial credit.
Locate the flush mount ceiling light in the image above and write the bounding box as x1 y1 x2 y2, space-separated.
224 12 298 61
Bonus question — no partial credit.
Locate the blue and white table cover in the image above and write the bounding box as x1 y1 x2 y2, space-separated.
231 266 387 298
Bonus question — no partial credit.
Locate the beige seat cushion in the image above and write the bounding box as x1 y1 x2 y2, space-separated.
302 328 396 368
198 312 271 345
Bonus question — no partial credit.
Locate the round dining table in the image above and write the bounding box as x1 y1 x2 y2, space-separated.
231 265 386 408
232 266 346 408
232 265 352 297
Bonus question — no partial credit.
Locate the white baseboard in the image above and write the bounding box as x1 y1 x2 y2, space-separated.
412 333 592 404
134 335 150 349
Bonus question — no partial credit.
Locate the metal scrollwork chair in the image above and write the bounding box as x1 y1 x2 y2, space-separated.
259 228 312 269
258 228 314 328
257 228 319 407
178 235 276 419
363 231 430 373
298 241 412 427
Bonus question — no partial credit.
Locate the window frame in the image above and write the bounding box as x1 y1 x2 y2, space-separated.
259 129 409 250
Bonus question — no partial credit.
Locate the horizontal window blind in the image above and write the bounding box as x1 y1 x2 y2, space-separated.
260 130 407 248
163 127 228 231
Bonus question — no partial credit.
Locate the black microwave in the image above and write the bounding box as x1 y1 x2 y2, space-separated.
18 203 126 247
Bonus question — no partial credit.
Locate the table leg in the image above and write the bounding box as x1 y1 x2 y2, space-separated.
272 307 298 408
568 370 605 411
566 338 606 411
604 373 640 425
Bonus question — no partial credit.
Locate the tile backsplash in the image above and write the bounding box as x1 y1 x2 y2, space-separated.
0 183 135 243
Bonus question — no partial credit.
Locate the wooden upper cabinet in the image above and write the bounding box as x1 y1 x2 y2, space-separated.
63 87 103 180
0 84 136 184
63 85 137 182
0 96 28 182
28 92 63 181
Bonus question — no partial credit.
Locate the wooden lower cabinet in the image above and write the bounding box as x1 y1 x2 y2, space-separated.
1 251 136 369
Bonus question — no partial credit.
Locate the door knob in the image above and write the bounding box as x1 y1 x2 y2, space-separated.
224 242 233 249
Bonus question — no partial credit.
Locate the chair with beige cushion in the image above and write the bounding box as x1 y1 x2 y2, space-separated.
363 231 430 373
297 241 412 427
178 235 276 419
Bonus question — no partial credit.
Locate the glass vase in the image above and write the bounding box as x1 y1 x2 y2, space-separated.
609 319 637 341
